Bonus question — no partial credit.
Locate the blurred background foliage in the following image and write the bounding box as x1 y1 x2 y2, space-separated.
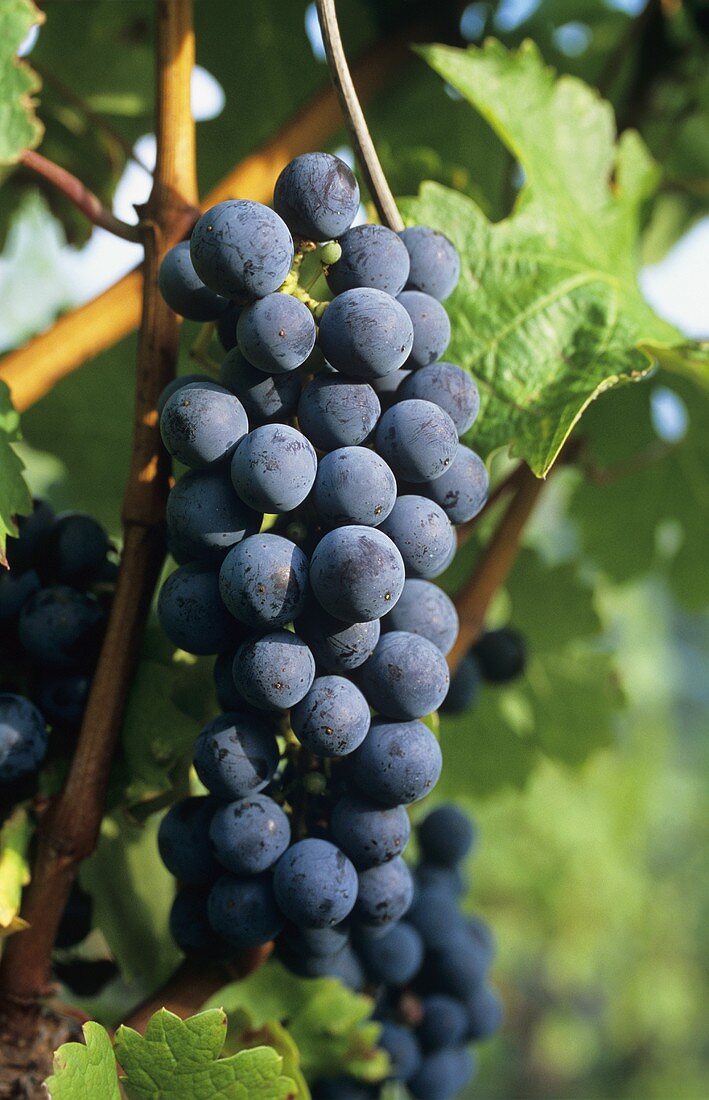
1 0 707 1096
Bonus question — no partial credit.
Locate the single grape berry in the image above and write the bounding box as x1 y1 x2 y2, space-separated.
208 872 285 947
273 838 358 928
46 512 110 586
356 856 414 927
417 995 469 1051
465 984 504 1040
190 200 294 299
318 289 414 380
349 718 442 805
294 605 380 672
330 794 410 868
290 675 371 756
399 361 480 434
309 526 405 623
193 710 279 799
273 153 360 242
326 224 410 297
166 470 262 564
18 587 104 670
423 444 489 525
356 921 424 986
237 293 316 373
379 496 455 580
359 631 450 720
418 804 476 866
382 578 458 656
158 562 246 656
230 424 317 513
158 240 230 321
169 886 230 960
160 383 249 469
397 290 451 369
378 1022 422 1083
157 795 221 886
219 534 309 629
219 347 301 423
399 226 461 301
375 400 458 483
209 794 291 875
32 672 91 728
473 627 527 682
232 630 315 711
408 1046 476 1100
312 447 397 528
0 694 48 783
297 373 380 451
407 886 466 951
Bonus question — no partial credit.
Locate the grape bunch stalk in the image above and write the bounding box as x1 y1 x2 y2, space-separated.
155 151 496 1096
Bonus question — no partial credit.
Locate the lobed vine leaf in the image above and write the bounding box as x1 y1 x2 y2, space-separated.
45 1021 121 1100
0 805 32 936
204 959 389 1085
114 1008 297 1100
404 39 691 476
0 0 43 165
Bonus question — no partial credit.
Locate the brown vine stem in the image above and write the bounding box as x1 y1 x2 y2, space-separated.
0 12 430 413
315 0 404 232
0 0 197 1056
447 466 545 675
20 150 141 243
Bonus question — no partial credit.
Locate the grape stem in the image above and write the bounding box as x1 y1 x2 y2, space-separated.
315 0 404 232
0 15 430 412
0 0 198 1056
19 149 142 243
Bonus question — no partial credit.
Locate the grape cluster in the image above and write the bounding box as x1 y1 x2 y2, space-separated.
309 805 501 1100
443 626 528 714
155 152 494 1088
0 500 115 800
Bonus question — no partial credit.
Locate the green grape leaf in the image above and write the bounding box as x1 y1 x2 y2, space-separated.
505 550 603 654
80 813 180 988
0 806 32 936
45 1021 121 1100
229 1019 310 1099
0 379 32 564
0 0 43 165
204 960 388 1085
405 39 690 476
571 370 709 608
114 1008 297 1100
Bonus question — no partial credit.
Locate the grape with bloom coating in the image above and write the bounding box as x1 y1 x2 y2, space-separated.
318 288 414 380
190 199 294 299
274 153 360 242
399 226 460 301
297 373 380 451
310 526 405 623
231 424 317 513
237 293 316 373
375 400 457 483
